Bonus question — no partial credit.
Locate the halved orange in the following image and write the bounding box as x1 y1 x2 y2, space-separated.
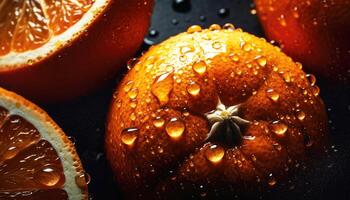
0 87 88 199
0 0 153 103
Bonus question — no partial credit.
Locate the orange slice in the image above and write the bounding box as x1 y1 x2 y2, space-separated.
0 0 153 103
0 0 106 64
0 87 88 199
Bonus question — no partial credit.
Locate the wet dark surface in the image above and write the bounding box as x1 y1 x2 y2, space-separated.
43 0 350 199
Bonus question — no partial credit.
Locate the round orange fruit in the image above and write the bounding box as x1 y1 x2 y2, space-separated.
105 24 328 199
254 0 350 84
0 0 154 103
0 87 88 199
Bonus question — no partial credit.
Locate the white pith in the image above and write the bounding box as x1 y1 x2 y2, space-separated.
205 98 251 140
0 94 85 200
0 0 110 69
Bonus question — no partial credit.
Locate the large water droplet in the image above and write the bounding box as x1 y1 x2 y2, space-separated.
75 172 90 189
242 43 252 52
121 128 139 146
270 121 288 136
209 24 221 31
187 82 201 96
124 81 134 92
306 74 316 86
35 166 61 187
172 0 191 13
192 61 207 75
165 118 185 139
151 71 174 105
256 56 267 67
205 144 225 163
296 110 306 121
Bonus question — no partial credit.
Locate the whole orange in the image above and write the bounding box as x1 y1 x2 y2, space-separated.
254 0 350 84
0 0 154 103
105 25 328 199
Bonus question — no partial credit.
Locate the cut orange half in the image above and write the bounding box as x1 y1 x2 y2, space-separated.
0 0 108 65
0 0 153 103
0 87 88 199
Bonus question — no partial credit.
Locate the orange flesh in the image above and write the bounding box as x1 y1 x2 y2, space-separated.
0 106 67 199
0 0 95 56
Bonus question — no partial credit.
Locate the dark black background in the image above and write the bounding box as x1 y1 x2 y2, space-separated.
44 0 350 199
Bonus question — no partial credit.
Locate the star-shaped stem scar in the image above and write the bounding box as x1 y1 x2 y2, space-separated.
204 98 251 146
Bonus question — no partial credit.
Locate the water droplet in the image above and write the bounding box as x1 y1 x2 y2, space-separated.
165 118 185 139
199 15 206 22
172 0 191 13
306 74 316 86
270 121 288 136
268 174 277 186
230 54 240 62
205 144 225 163
180 46 194 54
251 154 257 162
266 89 280 102
311 86 320 96
223 23 235 30
171 18 179 25
255 56 267 67
212 41 222 49
192 61 207 75
296 110 306 121
153 117 165 128
218 8 230 18
35 166 61 187
187 82 201 96
121 128 139 146
127 88 138 99
209 24 221 31
130 113 136 121
187 25 202 33
151 71 174 105
130 100 137 108
148 29 159 37
242 43 252 52
75 172 90 189
250 9 257 15
124 81 134 92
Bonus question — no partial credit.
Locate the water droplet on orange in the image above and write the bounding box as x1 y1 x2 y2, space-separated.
256 56 267 67
266 89 280 102
153 117 165 128
180 45 194 54
212 41 222 49
311 86 320 96
130 113 136 121
187 25 202 33
165 118 185 139
187 82 201 96
306 74 316 86
270 121 288 136
75 172 90 189
192 61 207 75
296 110 306 121
223 23 235 30
151 71 174 105
205 144 225 163
209 24 221 31
127 88 138 99
35 166 61 187
242 43 252 52
230 54 240 62
130 99 137 108
124 81 134 92
121 128 139 146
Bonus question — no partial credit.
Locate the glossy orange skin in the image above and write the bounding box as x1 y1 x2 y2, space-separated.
255 0 350 84
0 0 154 104
105 27 328 199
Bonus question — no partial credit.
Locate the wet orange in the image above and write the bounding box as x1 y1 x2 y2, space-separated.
0 87 88 199
0 0 154 103
254 0 350 84
105 25 328 199
105 24 329 199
